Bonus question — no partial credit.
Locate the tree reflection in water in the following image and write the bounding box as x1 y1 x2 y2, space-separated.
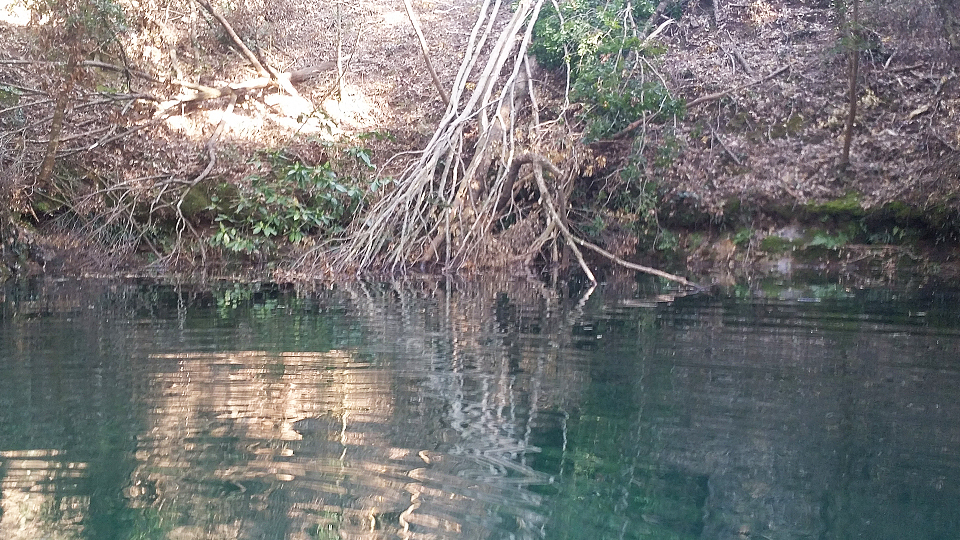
1 279 959 539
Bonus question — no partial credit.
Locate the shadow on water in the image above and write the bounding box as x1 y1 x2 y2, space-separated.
0 277 959 539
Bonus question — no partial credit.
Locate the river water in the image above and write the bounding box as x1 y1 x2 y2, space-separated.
0 278 958 540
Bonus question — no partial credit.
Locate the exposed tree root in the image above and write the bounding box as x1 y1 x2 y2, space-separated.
520 152 697 287
316 0 697 288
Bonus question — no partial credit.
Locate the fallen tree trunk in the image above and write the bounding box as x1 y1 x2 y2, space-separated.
156 62 335 112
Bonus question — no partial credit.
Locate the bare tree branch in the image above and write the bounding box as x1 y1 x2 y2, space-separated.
401 0 450 105
193 0 268 77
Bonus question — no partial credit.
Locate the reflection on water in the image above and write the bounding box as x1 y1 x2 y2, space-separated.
1 278 959 539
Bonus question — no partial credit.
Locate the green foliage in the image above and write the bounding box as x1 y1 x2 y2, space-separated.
0 84 19 104
572 56 684 137
867 225 908 245
806 192 864 218
653 133 682 168
685 231 706 250
808 230 851 250
619 157 676 250
530 0 655 73
655 228 679 252
663 0 684 20
732 228 753 247
209 144 379 254
572 151 683 254
530 0 683 137
0 85 24 130
611 158 658 215
758 235 796 254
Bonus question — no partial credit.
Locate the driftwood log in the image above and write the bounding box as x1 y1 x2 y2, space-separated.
156 0 335 114
157 62 335 113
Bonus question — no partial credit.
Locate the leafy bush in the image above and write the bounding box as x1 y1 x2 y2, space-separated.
530 0 655 76
209 142 383 254
530 0 683 137
572 55 684 137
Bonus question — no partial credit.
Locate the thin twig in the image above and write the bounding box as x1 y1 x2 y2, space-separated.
711 128 742 165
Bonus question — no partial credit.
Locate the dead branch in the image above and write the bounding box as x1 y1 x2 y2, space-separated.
573 236 699 288
686 63 791 109
320 0 697 287
0 98 54 117
157 93 238 267
193 0 267 77
192 0 306 102
328 0 549 274
518 152 698 288
643 18 676 44
713 0 727 29
80 60 163 83
721 35 753 76
711 129 742 165
605 63 792 141
841 0 860 167
520 152 596 283
0 59 158 82
156 63 334 112
36 61 76 188
402 0 450 105
887 62 925 73
639 0 668 37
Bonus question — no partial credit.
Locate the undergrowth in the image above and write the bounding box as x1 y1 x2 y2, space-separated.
530 0 684 138
529 0 685 253
208 136 391 255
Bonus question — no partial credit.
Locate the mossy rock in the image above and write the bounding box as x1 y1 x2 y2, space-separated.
758 235 796 254
805 192 864 219
180 183 214 219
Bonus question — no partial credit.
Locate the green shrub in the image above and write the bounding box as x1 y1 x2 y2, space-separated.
808 230 851 250
209 145 379 254
530 0 683 137
530 0 655 75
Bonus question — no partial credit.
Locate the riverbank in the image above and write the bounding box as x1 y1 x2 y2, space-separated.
633 0 960 287
1 0 958 286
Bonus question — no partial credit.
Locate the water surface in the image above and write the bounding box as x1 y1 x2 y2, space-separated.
1 278 958 539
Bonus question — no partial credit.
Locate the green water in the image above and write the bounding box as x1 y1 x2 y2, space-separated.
0 278 958 540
